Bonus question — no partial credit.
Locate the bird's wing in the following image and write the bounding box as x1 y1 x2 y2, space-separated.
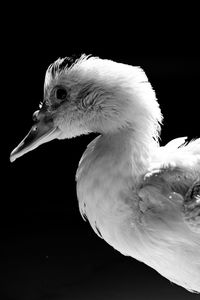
138 167 200 232
137 166 200 292
138 137 200 234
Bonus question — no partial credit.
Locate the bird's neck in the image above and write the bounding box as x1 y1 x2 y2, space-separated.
77 125 158 183
98 126 156 179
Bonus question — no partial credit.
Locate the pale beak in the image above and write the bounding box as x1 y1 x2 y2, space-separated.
10 109 61 162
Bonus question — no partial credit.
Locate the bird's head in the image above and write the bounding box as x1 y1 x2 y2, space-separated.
10 54 162 162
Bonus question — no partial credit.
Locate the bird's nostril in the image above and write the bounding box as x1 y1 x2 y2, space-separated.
32 110 39 122
32 125 38 132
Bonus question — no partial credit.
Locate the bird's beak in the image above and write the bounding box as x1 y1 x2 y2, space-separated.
10 109 61 162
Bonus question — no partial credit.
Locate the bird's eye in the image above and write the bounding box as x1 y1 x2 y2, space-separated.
55 88 67 101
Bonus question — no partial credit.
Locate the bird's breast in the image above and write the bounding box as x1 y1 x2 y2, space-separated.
76 150 140 247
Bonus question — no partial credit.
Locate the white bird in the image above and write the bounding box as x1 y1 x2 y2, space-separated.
10 55 200 293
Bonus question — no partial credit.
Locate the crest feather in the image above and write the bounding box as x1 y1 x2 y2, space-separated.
44 54 90 88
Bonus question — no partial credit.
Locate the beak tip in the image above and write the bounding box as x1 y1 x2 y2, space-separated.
10 157 14 163
10 156 15 163
10 150 17 163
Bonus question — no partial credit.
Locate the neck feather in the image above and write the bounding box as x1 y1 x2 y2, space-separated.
77 122 160 184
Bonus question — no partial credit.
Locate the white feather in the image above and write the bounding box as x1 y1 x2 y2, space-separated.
11 55 200 293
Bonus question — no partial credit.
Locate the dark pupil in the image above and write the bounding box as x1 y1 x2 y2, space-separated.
56 88 67 100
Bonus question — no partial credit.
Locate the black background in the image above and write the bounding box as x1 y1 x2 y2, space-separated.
2 7 200 300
